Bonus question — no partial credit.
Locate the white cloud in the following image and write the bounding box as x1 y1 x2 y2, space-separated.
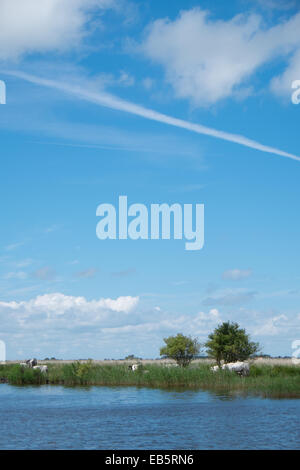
271 48 300 97
0 291 222 357
140 8 300 105
0 0 115 61
101 308 222 336
0 292 139 318
254 314 288 336
0 291 299 358
222 269 252 281
0 292 140 357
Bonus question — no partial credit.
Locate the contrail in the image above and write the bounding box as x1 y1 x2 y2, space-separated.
4 70 300 162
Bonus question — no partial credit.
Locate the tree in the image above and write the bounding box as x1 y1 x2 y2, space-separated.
205 321 260 366
160 333 201 367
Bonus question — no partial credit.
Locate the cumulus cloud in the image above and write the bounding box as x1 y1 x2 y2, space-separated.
222 269 252 281
0 0 116 61
0 292 139 317
101 308 222 336
0 291 224 357
140 8 300 105
271 48 300 97
254 314 288 336
1 290 298 358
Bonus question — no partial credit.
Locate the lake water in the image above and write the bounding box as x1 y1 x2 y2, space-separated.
0 384 299 449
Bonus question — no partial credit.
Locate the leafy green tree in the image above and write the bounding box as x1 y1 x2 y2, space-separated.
205 321 260 366
160 333 201 367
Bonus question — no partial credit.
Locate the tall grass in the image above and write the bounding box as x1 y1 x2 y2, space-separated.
1 362 300 397
0 364 47 385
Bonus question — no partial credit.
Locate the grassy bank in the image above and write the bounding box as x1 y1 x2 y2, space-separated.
0 362 300 398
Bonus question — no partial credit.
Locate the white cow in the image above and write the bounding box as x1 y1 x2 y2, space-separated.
211 362 250 376
128 364 139 371
33 365 48 374
222 361 250 376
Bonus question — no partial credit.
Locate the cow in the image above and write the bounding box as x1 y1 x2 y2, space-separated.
25 358 37 368
210 362 250 376
128 364 139 371
33 365 48 374
222 361 250 377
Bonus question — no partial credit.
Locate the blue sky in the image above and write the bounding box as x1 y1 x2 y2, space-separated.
0 0 300 359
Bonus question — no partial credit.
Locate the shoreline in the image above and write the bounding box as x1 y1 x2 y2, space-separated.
1 361 300 399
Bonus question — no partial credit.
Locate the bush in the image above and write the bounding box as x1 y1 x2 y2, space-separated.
205 322 260 365
160 334 201 367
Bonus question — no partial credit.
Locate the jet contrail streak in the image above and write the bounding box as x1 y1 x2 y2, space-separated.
4 70 300 162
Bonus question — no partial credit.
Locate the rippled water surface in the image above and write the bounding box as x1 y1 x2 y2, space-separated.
0 384 299 449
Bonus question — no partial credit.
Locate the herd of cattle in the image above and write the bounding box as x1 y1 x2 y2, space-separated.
129 361 250 376
20 359 48 373
20 359 250 376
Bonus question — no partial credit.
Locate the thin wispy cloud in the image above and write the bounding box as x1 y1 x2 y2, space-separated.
75 268 97 279
4 271 28 280
3 70 300 163
222 269 252 281
32 266 56 281
111 268 136 278
4 241 25 252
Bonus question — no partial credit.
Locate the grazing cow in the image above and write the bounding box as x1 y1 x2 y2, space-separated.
128 364 139 371
26 358 37 368
210 362 250 376
222 361 250 377
33 365 48 374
